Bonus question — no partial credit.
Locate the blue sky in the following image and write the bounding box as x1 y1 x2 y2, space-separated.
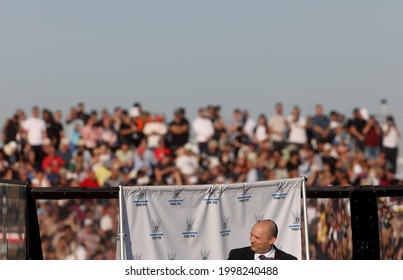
1 1 403 127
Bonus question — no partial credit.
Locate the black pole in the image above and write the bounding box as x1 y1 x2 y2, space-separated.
350 191 381 259
26 187 43 260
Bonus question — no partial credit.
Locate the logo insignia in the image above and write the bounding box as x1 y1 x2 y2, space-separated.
200 250 210 260
133 190 148 206
169 187 184 206
167 252 176 260
255 213 264 223
220 216 231 237
237 184 252 202
289 210 301 231
183 217 197 238
150 218 164 239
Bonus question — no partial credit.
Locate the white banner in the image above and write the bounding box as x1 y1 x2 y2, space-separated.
117 178 303 260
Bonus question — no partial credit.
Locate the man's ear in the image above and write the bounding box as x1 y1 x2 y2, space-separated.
269 236 277 245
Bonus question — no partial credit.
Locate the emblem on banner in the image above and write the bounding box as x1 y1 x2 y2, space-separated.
183 217 197 238
150 218 164 239
220 216 231 237
204 186 221 205
255 213 265 222
133 190 148 207
272 182 288 200
168 187 184 206
237 184 252 203
289 210 301 231
200 250 210 260
167 252 176 260
133 253 142 260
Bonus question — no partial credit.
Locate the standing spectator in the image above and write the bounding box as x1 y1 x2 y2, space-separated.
64 107 84 150
130 102 150 134
268 102 288 152
233 126 251 158
42 109 63 149
192 107 214 156
53 110 65 148
99 115 119 150
212 114 227 143
242 110 256 140
227 108 244 142
2 112 21 145
382 115 401 173
166 108 190 153
80 114 101 151
347 108 367 153
287 105 308 149
111 106 123 133
311 104 330 144
253 113 270 148
20 106 47 169
143 114 168 149
207 105 227 143
76 102 90 124
118 110 139 147
362 115 382 162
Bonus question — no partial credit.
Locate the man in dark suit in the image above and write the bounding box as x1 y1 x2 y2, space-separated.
227 219 297 260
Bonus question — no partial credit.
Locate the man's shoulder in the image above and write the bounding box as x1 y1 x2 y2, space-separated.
230 246 250 252
227 246 253 260
273 245 298 260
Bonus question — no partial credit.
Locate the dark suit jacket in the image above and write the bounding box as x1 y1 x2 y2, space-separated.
227 245 298 260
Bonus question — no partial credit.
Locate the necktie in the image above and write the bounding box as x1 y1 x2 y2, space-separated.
258 255 266 260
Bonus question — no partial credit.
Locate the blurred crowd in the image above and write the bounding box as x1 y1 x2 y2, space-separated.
1 101 402 259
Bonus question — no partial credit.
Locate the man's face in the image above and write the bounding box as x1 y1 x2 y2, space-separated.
249 222 275 254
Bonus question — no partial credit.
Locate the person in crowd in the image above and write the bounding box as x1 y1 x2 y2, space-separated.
118 110 139 147
242 110 256 140
166 108 190 153
381 115 401 173
153 153 183 185
175 144 199 185
347 108 367 153
142 113 168 149
362 115 382 162
64 107 84 150
20 106 48 169
287 105 307 150
42 145 65 175
99 114 119 150
253 113 270 148
76 102 90 124
192 107 214 156
2 112 21 145
310 103 330 144
268 102 288 152
227 108 244 142
227 219 297 260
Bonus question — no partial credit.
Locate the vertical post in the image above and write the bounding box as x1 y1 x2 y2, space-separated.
350 191 380 259
27 186 43 259
118 185 125 260
301 177 310 260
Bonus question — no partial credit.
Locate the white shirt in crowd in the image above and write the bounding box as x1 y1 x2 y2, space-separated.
21 117 47 146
